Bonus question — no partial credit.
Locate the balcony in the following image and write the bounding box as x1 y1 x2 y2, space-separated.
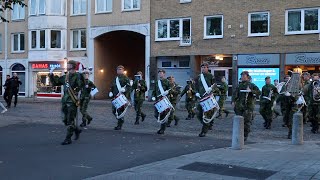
180 36 192 46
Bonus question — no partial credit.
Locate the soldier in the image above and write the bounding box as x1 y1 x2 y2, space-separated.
308 73 320 134
259 76 278 129
180 79 196 120
195 62 219 137
277 75 291 127
79 70 96 127
216 76 230 118
49 60 84 145
166 76 181 127
232 71 261 141
108 65 131 130
132 71 147 125
152 69 170 134
301 72 311 124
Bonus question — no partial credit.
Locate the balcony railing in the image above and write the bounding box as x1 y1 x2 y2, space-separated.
180 36 192 46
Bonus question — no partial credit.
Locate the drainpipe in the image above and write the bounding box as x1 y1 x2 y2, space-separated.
4 8 8 90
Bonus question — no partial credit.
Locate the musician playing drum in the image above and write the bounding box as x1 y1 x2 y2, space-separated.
109 65 131 130
232 71 261 141
195 62 219 137
152 69 170 134
259 76 278 129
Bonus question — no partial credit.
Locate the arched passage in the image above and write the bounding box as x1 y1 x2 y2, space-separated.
94 30 146 99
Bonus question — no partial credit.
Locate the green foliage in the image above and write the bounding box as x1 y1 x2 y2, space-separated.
0 0 27 22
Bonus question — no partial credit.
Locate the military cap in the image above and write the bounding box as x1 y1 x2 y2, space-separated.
265 76 271 80
117 65 124 70
137 71 143 75
312 73 319 77
200 62 209 67
241 71 250 76
158 69 166 73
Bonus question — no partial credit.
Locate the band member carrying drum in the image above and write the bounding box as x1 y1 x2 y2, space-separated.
109 65 131 130
180 79 196 120
152 69 171 134
195 62 220 137
232 71 261 141
132 71 148 125
166 76 181 127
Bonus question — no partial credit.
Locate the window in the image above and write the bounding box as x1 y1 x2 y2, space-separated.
180 0 191 3
48 0 62 15
30 30 46 49
12 2 25 20
30 0 46 15
122 0 140 11
12 33 25 52
72 0 86 15
156 18 191 41
72 29 86 50
286 8 320 34
162 62 171 67
179 60 190 67
204 15 223 39
0 34 2 52
50 30 61 48
96 0 112 13
248 12 270 36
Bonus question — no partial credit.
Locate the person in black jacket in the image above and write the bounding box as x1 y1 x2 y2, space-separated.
3 75 12 108
8 73 22 107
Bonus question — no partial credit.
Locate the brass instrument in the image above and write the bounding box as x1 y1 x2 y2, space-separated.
186 84 193 99
284 72 301 96
312 80 320 102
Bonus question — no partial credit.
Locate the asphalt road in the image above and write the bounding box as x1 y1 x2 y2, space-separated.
0 123 230 180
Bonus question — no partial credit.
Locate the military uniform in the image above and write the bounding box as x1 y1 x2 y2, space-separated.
49 63 84 145
217 81 230 118
132 78 147 124
79 78 96 127
302 80 311 124
180 83 196 120
307 79 320 133
232 78 261 141
259 83 278 129
109 74 131 130
166 81 181 127
152 77 170 134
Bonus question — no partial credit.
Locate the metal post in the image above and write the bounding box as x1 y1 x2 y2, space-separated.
292 112 303 145
231 115 244 150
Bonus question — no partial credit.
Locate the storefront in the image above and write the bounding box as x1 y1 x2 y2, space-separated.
285 53 320 75
237 54 280 90
29 61 65 98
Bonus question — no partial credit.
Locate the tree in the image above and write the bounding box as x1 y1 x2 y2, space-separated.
0 0 26 22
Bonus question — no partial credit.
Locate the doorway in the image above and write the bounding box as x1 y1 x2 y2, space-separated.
210 67 233 98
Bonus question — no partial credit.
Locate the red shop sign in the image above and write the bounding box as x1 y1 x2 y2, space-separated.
32 63 49 69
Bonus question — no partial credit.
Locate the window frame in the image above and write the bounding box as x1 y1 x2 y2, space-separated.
204 15 224 39
11 33 25 53
29 0 46 16
285 8 320 35
71 29 86 51
49 30 63 50
12 2 25 21
155 17 192 42
180 0 191 4
71 0 87 16
121 0 140 12
248 11 270 37
30 30 46 50
0 34 2 53
95 0 113 14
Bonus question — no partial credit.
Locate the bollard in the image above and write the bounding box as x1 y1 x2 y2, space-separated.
231 115 244 150
292 112 303 145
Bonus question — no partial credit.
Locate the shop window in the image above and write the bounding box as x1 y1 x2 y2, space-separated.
162 61 171 67
72 0 87 15
12 33 25 52
31 30 46 49
156 18 191 41
36 72 62 94
72 29 86 50
12 2 25 20
96 0 112 13
286 8 319 34
29 0 46 16
248 12 270 37
204 15 223 39
122 0 140 11
50 30 61 49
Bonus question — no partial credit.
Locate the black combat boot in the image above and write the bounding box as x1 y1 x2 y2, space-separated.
141 113 146 122
186 114 191 120
134 117 140 125
157 124 166 134
80 118 86 127
114 119 124 130
74 128 82 140
61 138 72 145
225 110 229 117
87 117 93 125
174 116 179 126
287 131 292 139
199 125 208 137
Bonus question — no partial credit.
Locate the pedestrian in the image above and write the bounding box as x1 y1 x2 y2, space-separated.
307 73 320 134
180 79 196 120
8 73 22 107
166 76 181 127
79 70 96 127
216 76 230 118
259 76 278 129
132 71 147 125
108 65 131 130
49 60 84 145
232 71 261 141
151 69 170 134
3 75 11 108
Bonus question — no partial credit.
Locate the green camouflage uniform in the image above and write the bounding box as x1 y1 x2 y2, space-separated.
109 74 131 129
152 78 170 133
80 79 96 126
167 82 181 126
132 79 147 124
302 80 311 124
307 80 320 133
50 72 84 143
180 83 196 119
232 80 261 139
195 73 219 137
259 84 278 128
218 82 230 117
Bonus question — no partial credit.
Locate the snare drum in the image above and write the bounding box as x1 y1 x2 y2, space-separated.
112 93 129 110
154 96 172 113
199 95 219 112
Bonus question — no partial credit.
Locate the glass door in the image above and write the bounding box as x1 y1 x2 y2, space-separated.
210 67 232 98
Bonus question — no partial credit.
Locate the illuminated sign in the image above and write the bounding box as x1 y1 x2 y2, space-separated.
238 68 280 90
32 62 62 69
